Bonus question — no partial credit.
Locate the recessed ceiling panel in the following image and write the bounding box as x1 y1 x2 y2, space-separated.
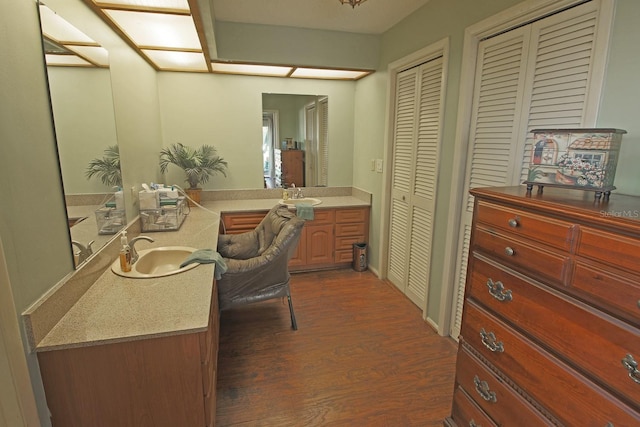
143 50 208 71
39 5 97 44
67 46 110 67
104 10 201 49
211 62 292 77
45 54 92 66
94 0 190 12
291 68 370 80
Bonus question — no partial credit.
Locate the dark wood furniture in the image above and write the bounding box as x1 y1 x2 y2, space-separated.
275 149 304 188
445 186 640 426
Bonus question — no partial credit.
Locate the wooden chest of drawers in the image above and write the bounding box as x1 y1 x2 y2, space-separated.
445 186 640 427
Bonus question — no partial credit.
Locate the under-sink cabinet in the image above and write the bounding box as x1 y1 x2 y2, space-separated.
221 206 369 271
37 282 220 427
445 186 640 426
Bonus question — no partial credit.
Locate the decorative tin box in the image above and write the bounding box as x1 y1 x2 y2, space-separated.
524 128 627 200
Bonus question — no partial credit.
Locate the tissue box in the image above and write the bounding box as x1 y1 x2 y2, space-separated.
524 128 626 199
95 207 126 235
140 197 187 232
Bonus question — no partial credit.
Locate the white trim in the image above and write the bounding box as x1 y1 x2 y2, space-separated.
438 0 612 337
378 38 449 318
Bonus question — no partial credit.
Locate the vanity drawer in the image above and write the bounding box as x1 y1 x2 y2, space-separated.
221 211 266 234
304 209 335 225
578 227 640 275
571 261 640 326
450 386 497 427
335 235 365 252
455 345 552 426
468 255 640 410
473 226 570 285
335 222 366 237
335 208 368 223
462 300 640 426
475 200 574 250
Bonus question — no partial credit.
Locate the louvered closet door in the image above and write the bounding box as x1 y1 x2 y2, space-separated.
388 57 444 309
450 0 603 340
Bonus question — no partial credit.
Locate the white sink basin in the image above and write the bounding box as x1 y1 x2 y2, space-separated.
111 246 199 279
278 197 322 207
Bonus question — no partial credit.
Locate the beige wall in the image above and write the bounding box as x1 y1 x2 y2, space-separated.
156 72 356 190
48 67 119 194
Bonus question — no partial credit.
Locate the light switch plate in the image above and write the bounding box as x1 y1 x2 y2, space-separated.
375 159 383 173
370 159 376 171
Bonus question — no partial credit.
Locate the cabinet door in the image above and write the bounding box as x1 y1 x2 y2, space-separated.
288 228 307 268
306 224 334 265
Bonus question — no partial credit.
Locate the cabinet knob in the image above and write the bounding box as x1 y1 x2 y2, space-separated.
486 278 512 302
473 375 497 403
508 218 518 228
480 328 504 353
622 354 640 384
469 420 480 427
504 246 515 256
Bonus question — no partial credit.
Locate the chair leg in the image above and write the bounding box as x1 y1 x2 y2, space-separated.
287 295 298 330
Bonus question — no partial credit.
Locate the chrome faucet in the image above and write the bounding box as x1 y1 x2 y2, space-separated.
289 183 303 199
129 236 154 264
71 240 94 264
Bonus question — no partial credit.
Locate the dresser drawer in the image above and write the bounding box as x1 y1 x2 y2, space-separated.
572 261 640 327
462 300 640 426
468 255 640 410
578 227 640 275
473 226 571 285
455 345 553 426
476 200 574 250
451 386 497 427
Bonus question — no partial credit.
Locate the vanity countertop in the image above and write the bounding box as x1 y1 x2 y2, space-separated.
36 207 220 352
203 195 370 213
33 195 371 352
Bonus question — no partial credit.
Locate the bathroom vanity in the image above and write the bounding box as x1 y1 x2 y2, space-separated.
220 202 370 272
24 190 371 426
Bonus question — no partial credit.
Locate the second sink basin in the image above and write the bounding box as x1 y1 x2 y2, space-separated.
111 246 199 279
278 197 322 207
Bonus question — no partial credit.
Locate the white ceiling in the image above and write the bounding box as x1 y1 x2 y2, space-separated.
211 0 431 35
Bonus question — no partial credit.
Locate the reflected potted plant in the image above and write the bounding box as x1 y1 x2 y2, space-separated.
85 145 122 187
159 142 228 206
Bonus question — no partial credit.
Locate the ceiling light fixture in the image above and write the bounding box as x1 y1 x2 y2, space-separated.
339 0 368 8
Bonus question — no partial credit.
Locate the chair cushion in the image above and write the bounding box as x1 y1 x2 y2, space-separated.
218 231 260 260
257 206 294 254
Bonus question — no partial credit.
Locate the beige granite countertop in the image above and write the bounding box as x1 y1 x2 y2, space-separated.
31 193 371 352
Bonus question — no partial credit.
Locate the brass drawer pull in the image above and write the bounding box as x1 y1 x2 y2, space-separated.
508 218 518 228
473 375 497 403
486 278 512 302
622 354 640 384
469 420 481 427
480 328 504 353
504 246 515 256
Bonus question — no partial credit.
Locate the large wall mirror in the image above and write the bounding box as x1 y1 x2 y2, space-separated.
39 2 125 268
262 93 328 189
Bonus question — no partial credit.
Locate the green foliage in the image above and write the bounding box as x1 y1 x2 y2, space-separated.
527 166 544 181
159 143 228 189
85 145 122 187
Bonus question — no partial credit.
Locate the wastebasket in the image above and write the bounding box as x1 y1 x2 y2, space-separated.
352 242 368 272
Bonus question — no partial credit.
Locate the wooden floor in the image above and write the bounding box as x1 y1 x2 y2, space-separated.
215 269 458 426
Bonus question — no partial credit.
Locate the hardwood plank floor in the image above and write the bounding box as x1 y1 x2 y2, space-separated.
216 269 458 426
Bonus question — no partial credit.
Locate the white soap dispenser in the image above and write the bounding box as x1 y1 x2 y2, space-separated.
119 231 131 272
115 187 124 211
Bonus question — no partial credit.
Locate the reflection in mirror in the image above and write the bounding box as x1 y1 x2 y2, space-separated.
39 2 124 268
262 94 328 189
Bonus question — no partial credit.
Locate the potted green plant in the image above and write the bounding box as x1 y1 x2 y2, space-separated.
159 142 228 206
85 145 122 187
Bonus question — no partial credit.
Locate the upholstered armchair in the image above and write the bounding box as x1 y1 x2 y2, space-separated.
216 204 305 330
